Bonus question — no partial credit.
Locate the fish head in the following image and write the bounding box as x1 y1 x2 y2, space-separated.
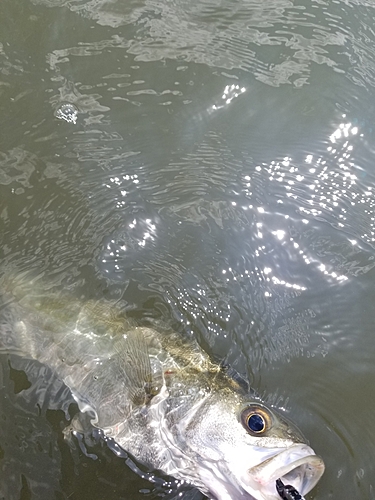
179 391 324 500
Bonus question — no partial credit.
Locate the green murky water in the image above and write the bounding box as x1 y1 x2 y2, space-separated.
1 0 375 498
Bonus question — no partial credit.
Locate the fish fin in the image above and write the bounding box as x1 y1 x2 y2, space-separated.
113 327 158 405
220 361 250 394
64 327 163 432
77 299 136 336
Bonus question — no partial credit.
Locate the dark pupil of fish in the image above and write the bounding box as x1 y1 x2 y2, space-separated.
248 414 265 432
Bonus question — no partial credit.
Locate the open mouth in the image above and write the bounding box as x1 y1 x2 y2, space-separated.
248 444 325 498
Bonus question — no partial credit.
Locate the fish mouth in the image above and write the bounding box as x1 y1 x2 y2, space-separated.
248 444 325 499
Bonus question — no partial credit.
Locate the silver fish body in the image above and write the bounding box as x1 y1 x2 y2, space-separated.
0 278 324 500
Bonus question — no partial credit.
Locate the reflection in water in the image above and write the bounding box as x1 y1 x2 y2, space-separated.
239 117 375 284
1 0 375 498
99 215 158 279
28 0 375 92
55 102 79 123
212 83 246 110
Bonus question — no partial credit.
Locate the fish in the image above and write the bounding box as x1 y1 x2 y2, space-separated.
0 275 324 500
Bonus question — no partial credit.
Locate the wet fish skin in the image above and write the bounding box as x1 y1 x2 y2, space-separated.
0 277 324 500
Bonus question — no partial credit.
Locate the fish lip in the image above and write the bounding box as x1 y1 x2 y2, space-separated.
247 444 325 497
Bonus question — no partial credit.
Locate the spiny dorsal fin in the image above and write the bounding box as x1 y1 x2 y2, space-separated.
77 300 135 336
220 361 250 394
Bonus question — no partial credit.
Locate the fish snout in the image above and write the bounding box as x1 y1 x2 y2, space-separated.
247 444 325 498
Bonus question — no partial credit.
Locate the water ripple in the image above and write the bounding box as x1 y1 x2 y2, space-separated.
28 0 375 91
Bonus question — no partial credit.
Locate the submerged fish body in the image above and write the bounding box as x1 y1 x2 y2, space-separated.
0 277 324 500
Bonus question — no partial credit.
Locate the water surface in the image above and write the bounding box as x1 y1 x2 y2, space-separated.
1 0 375 498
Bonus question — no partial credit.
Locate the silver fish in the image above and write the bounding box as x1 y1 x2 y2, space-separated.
0 277 324 500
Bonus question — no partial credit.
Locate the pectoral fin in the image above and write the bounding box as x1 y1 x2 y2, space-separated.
114 327 158 406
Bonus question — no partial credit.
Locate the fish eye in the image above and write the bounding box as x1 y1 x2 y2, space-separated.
240 405 272 435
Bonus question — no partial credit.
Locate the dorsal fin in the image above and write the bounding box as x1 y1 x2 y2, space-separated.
220 361 250 394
